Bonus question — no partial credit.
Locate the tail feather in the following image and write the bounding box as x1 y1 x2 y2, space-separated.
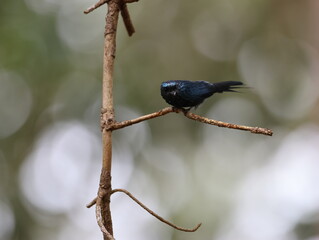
212 81 244 93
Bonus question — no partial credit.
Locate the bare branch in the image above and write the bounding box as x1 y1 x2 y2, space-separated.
94 0 121 238
84 0 109 14
110 107 174 130
120 3 135 36
87 198 97 208
85 0 137 36
184 111 273 136
111 189 202 232
109 107 273 136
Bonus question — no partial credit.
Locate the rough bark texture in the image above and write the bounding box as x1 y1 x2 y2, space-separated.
99 0 120 239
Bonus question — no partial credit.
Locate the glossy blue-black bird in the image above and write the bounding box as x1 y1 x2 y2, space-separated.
161 80 243 109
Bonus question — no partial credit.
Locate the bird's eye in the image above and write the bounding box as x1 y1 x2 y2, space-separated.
168 86 176 91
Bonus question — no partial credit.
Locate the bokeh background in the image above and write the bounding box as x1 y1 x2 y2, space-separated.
1 0 319 239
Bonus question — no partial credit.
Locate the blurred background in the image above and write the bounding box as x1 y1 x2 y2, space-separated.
1 0 319 239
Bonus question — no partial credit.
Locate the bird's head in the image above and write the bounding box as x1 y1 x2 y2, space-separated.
161 81 177 96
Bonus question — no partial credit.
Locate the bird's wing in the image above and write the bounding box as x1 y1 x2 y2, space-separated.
179 81 213 102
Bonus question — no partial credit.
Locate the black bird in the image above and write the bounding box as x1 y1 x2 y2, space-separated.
161 80 243 109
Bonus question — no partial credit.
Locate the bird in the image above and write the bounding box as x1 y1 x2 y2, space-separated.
160 80 243 109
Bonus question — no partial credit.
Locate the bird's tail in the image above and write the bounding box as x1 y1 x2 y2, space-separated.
212 81 244 93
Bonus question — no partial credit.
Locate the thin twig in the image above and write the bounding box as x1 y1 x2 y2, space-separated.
87 197 97 208
109 107 273 136
111 189 202 232
110 107 174 130
84 0 109 14
120 3 135 36
87 198 97 208
184 111 273 136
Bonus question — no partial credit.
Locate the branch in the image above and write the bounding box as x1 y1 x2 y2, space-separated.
120 3 135 36
84 0 137 36
112 189 202 232
94 0 121 239
108 107 174 130
84 0 109 14
87 198 97 208
184 111 273 136
83 0 138 239
87 189 202 232
108 107 273 136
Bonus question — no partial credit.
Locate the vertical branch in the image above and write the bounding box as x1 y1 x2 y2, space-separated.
85 0 136 238
98 0 120 239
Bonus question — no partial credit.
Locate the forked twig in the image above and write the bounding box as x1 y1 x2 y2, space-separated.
87 189 202 232
112 189 202 232
84 0 137 37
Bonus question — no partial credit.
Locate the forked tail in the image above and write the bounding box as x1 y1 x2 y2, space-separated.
212 81 243 93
